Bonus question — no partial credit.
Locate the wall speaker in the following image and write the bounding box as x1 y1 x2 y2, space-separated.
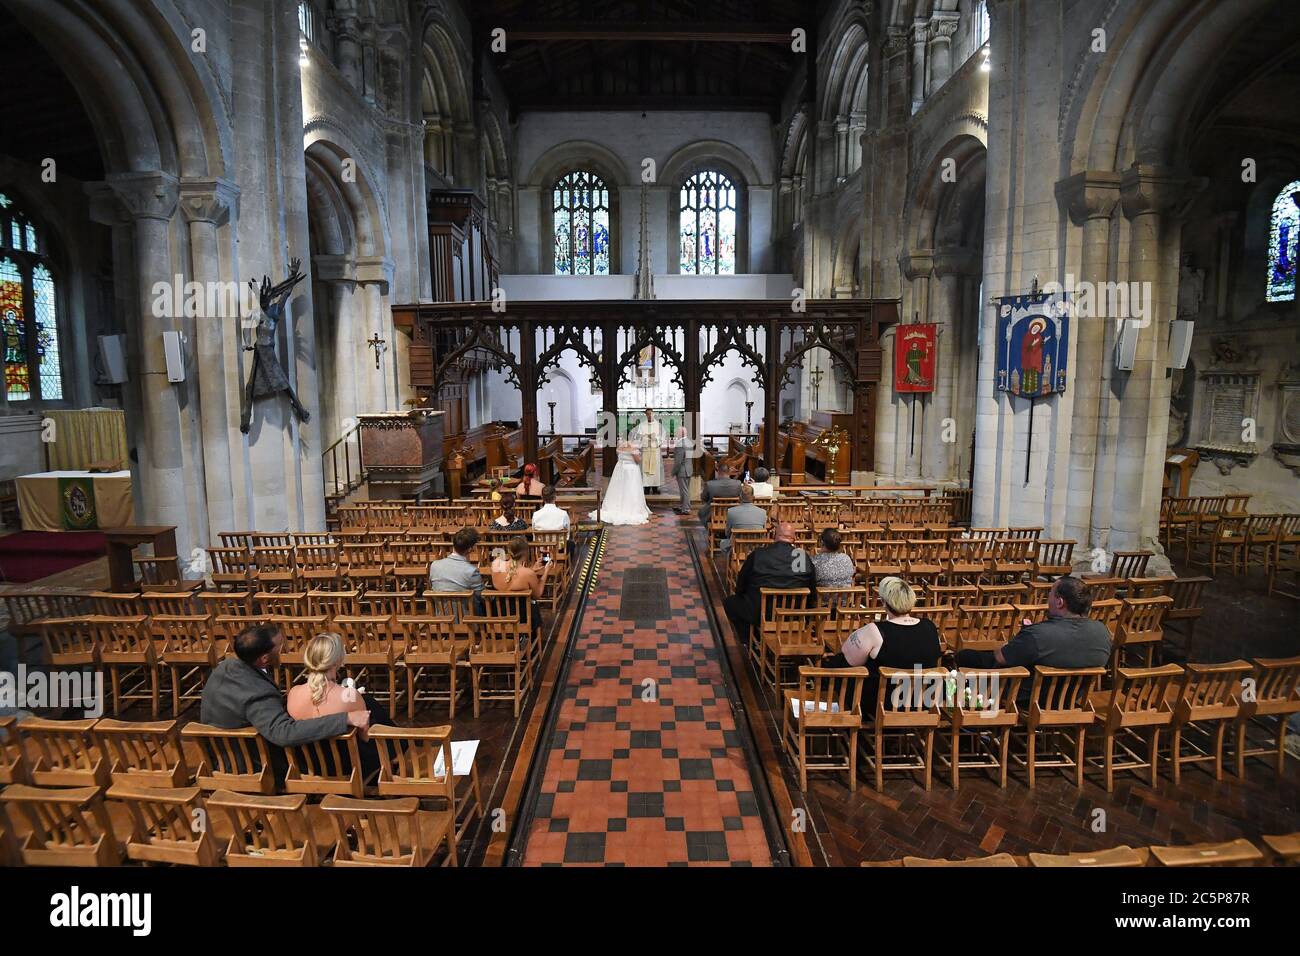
97 334 128 384
1114 319 1141 372
1168 319 1194 370
162 330 186 383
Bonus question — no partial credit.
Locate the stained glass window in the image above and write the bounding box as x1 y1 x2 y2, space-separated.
679 170 737 275
552 170 611 275
0 191 63 402
1266 180 1300 302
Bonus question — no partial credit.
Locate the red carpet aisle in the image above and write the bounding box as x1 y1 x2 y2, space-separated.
521 519 775 866
0 531 108 583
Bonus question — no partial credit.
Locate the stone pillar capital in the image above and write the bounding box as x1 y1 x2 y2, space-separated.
1055 171 1121 225
104 171 179 222
884 25 910 57
356 254 395 291
900 249 933 280
928 12 960 42
313 254 357 284
1119 164 1206 221
932 245 980 278
178 177 239 225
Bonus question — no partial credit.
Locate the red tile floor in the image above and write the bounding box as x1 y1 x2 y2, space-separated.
521 514 776 866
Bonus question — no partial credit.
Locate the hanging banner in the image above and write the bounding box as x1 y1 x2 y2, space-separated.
995 291 1070 397
894 322 937 394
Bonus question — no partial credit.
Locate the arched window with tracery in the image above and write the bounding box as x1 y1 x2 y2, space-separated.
1266 179 1300 302
0 192 62 402
552 170 611 275
679 170 737 275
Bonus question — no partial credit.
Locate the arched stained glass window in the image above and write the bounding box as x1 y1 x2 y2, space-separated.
0 192 63 402
680 170 737 275
553 170 611 275
1266 180 1300 302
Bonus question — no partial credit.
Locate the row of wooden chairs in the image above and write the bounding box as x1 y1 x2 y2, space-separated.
0 718 481 867
36 591 536 720
781 655 1300 794
864 834 1299 867
1174 511 1300 591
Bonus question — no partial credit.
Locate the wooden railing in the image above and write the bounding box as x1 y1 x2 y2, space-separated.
323 422 366 505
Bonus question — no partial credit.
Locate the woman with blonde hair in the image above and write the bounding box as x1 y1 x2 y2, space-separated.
827 576 941 705
286 632 370 723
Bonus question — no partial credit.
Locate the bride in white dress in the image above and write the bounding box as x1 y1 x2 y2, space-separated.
592 439 652 525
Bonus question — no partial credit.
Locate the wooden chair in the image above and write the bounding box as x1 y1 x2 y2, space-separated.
1028 846 1147 868
333 613 404 720
1234 655 1300 777
814 586 871 654
219 531 256 550
706 497 737 554
1108 550 1153 579
95 614 161 718
39 617 101 709
1088 597 1123 638
760 607 829 702
207 546 254 590
0 784 124 866
941 667 1029 789
107 783 222 866
1242 514 1281 573
1162 576 1210 659
989 537 1034 581
256 590 308 617
15 716 109 788
1201 513 1249 576
1261 833 1300 865
859 665 946 791
1089 664 1182 792
945 537 989 585
1032 539 1075 580
1083 576 1125 602
371 724 482 848
1150 839 1263 867
182 723 275 794
904 538 945 591
151 613 216 715
0 715 29 785
341 542 390 589
1113 595 1173 672
283 728 371 797
782 666 867 790
1124 576 1175 598
467 615 527 717
754 587 812 670
93 717 194 788
321 794 456 867
975 582 1026 605
271 614 331 692
400 615 469 720
251 544 298 592
1169 661 1251 784
295 542 341 590
953 604 1019 653
1017 666 1105 788
206 789 330 866
1267 514 1300 597
481 590 539 682
901 853 1019 867
1162 497 1200 553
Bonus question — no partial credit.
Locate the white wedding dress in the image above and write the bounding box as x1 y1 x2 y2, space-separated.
592 448 652 525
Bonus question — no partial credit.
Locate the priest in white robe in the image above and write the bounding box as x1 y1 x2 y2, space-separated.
633 407 665 493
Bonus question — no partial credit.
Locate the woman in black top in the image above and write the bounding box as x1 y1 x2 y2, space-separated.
492 492 529 531
826 575 941 709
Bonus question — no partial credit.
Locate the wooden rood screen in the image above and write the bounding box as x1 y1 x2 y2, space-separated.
392 298 899 478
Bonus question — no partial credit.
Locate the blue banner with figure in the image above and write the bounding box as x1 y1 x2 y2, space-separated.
995 291 1070 398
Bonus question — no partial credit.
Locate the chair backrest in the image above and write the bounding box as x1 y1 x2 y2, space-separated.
271 614 331 658
426 589 474 623
1006 526 1043 540
977 583 1026 605
141 591 197 616
370 725 456 802
1027 666 1105 722
1124 576 1175 598
206 789 322 866
196 590 253 617
875 665 947 720
333 614 400 660
107 783 215 864
1245 514 1280 538
1215 513 1248 540
1166 576 1211 613
1104 664 1183 727
97 614 154 661
992 537 1035 564
283 729 365 796
1034 539 1075 570
0 783 121 866
1084 577 1125 601
482 590 532 628
93 717 192 788
773 607 828 651
306 588 361 618
1108 551 1153 578
152 614 215 661
905 538 945 566
320 794 426 866
467 614 524 654
1117 595 1173 642
1174 661 1252 722
295 543 340 571
251 545 296 573
208 547 253 579
255 591 308 616
952 666 1030 719
792 665 868 721
182 723 275 794
759 588 811 626
40 616 100 666
1244 655 1300 715
399 615 459 656
1088 598 1123 637
956 604 1019 650
17 716 107 787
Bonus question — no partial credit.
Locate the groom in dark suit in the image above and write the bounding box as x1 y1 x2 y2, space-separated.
671 435 692 515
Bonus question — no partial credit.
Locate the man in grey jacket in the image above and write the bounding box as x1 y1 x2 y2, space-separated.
201 623 369 779
722 484 768 553
671 435 692 515
698 460 743 525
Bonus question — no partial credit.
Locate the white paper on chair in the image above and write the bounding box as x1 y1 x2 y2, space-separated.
433 739 480 778
790 699 841 718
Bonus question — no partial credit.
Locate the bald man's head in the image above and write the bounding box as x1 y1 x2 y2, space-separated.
774 521 798 543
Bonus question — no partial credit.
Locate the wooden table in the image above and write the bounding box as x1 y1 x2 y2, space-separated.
105 526 178 592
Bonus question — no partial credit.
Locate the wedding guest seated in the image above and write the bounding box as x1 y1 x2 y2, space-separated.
724 521 816 643
826 576 941 706
723 484 767 554
531 484 571 532
812 527 856 588
955 575 1111 682
491 536 551 637
492 492 529 531
699 460 742 525
286 631 386 779
200 623 369 784
517 463 546 499
749 466 775 500
429 527 486 612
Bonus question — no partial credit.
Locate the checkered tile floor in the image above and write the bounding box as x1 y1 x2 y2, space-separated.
521 516 775 866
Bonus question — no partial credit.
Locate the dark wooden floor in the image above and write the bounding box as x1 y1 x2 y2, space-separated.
697 529 1300 866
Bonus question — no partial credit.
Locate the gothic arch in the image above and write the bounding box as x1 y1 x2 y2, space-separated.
527 142 626 275
661 143 758 275
904 129 988 253
302 133 390 260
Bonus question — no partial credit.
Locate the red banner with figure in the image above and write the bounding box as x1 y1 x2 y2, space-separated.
895 323 937 394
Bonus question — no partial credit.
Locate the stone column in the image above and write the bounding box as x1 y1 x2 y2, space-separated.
1112 165 1203 559
357 255 394 414
875 326 898 482
106 171 195 556
927 246 979 482
178 178 240 538
927 13 960 94
910 19 928 110
884 27 911 123
313 254 358 445
1056 172 1120 548
331 13 364 94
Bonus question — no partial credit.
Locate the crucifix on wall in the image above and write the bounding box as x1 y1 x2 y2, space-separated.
368 331 387 369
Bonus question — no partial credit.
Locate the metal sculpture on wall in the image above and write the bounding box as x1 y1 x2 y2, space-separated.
240 257 311 434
